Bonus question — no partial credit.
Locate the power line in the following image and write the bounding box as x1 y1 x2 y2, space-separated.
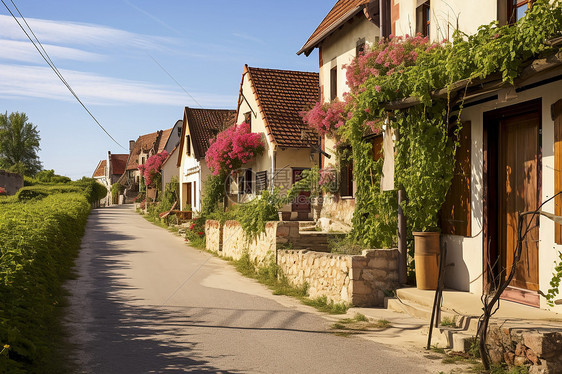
147 53 204 109
1 0 126 150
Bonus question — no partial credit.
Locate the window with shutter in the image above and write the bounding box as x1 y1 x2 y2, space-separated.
441 121 471 237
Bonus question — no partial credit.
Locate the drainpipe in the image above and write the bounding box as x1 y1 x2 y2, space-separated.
271 146 277 193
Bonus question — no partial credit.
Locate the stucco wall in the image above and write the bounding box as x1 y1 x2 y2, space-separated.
393 0 496 42
0 170 23 195
442 72 562 312
160 145 179 194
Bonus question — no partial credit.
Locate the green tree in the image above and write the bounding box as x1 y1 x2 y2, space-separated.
0 112 42 176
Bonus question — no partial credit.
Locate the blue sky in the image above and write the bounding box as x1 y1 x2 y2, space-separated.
0 1 333 179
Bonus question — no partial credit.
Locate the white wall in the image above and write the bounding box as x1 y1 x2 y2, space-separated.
394 0 497 41
160 145 179 194
319 15 380 168
442 71 562 312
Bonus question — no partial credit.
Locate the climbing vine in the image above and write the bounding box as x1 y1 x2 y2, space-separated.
301 0 561 253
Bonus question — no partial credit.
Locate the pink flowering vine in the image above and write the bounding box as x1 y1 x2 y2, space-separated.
138 150 168 187
343 34 433 93
300 100 346 138
205 122 265 176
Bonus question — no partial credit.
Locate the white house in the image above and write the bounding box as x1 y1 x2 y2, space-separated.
177 107 236 212
234 65 320 220
301 0 562 311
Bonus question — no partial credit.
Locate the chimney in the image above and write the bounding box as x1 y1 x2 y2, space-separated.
107 151 112 177
129 140 135 152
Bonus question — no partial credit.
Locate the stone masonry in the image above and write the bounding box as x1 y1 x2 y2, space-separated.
487 324 562 373
205 219 400 307
278 248 399 306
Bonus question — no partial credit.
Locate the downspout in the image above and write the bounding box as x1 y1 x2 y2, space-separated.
271 145 277 193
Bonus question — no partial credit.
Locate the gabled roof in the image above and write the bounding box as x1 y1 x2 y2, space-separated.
158 128 172 153
240 65 319 148
93 160 106 178
126 130 169 171
110 154 128 176
298 0 370 56
178 107 236 164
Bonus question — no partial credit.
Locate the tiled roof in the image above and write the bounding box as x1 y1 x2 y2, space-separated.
182 107 237 160
298 0 369 56
93 160 106 178
245 66 319 148
126 130 167 171
110 154 128 176
158 128 172 153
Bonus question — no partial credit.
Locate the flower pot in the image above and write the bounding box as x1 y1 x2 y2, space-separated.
413 231 441 290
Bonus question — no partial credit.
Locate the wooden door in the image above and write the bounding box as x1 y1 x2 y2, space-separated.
292 169 311 213
498 111 540 292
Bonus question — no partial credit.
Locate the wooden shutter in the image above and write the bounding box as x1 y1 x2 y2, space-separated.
441 121 471 236
256 171 267 193
553 100 562 244
372 135 383 161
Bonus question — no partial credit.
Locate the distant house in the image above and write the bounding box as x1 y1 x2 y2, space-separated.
234 65 320 220
177 107 236 212
159 120 183 193
92 152 128 204
119 129 171 201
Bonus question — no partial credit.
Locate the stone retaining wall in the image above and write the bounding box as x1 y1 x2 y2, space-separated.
0 170 23 195
204 219 400 307
487 324 562 373
205 220 222 253
278 248 399 306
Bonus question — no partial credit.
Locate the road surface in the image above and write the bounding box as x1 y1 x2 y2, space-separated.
64 205 440 373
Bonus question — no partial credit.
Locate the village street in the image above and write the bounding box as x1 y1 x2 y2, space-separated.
63 205 444 373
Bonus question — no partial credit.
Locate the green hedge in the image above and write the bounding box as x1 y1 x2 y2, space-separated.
0 193 91 372
16 179 107 204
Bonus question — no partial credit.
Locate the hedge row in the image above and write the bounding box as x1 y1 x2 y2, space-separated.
16 179 107 204
0 192 91 372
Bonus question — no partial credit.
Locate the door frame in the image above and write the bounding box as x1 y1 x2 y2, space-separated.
482 98 542 306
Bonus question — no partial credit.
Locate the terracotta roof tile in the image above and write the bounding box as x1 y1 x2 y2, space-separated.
246 66 319 148
93 160 106 177
110 154 128 176
126 130 168 171
158 128 172 153
184 108 237 160
298 0 369 56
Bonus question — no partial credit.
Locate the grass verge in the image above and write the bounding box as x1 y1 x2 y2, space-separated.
232 253 349 314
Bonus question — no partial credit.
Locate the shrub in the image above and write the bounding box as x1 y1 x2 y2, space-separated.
0 193 90 372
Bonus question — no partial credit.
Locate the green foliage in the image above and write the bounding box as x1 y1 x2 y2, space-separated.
232 253 308 298
161 176 179 211
111 182 124 204
235 190 281 239
301 295 348 314
545 251 562 306
339 0 561 252
0 193 90 372
16 179 107 204
395 103 457 232
201 174 226 216
0 112 42 176
34 169 71 184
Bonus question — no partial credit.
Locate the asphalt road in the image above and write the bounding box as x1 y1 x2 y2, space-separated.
63 205 438 373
